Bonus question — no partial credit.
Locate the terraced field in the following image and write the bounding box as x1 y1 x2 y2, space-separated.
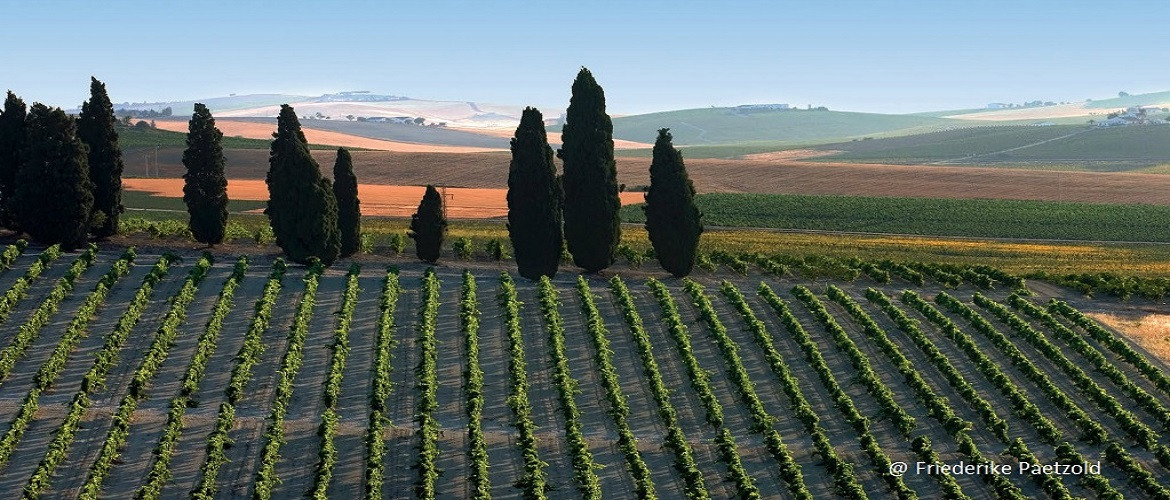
0 242 1166 499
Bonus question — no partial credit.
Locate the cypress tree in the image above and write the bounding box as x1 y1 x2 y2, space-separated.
558 67 620 272
182 103 229 245
265 104 341 265
0 92 26 229
408 185 447 264
15 104 94 249
507 107 562 279
644 128 703 277
78 77 124 238
332 147 361 257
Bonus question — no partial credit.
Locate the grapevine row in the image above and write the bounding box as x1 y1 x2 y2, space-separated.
908 437 968 500
0 248 143 469
308 263 360 498
498 272 548 500
414 268 442 499
646 279 760 498
461 270 492 499
645 279 723 427
575 276 658 499
922 292 1123 498
681 279 811 499
608 276 708 500
364 267 399 500
821 286 1035 499
132 257 249 500
190 259 287 499
864 288 1009 441
757 284 916 499
0 240 26 271
791 285 916 436
877 260 926 286
64 254 213 499
976 294 1166 451
827 285 971 434
720 281 869 499
535 277 602 498
251 263 324 499
1050 299 1170 400
0 244 97 384
1010 295 1170 429
0 243 60 326
24 254 208 500
932 292 1108 442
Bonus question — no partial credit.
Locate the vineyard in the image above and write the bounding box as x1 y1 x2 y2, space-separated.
0 242 1167 499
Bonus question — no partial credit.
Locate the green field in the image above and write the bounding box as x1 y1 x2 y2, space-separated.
621 193 1170 242
812 125 1170 170
1085 90 1170 109
608 107 962 145
117 126 342 151
121 190 267 213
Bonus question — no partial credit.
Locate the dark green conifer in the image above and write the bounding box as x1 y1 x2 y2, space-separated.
507 107 562 279
0 92 26 229
558 67 620 272
78 77 124 238
265 104 340 265
182 103 229 245
332 147 361 257
644 129 703 277
408 185 447 263
15 104 94 249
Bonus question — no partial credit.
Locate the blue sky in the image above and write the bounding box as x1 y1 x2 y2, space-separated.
1 0 1167 114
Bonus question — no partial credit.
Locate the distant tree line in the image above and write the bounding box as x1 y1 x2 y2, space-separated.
115 106 172 118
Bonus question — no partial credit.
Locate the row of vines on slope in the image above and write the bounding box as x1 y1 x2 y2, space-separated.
645 279 759 498
535 277 601 498
133 257 249 499
681 279 811 499
0 248 143 470
364 267 399 500
191 260 287 499
309 263 361 498
69 254 214 499
608 276 708 499
251 264 324 499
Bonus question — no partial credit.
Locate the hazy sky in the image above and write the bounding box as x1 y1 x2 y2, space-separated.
2 0 1167 114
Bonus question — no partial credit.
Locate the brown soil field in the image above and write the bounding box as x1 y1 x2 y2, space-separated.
149 119 504 153
123 178 646 218
1089 313 1170 365
126 149 1170 205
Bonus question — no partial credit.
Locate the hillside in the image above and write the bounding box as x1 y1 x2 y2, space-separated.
1086 90 1170 109
607 107 962 145
816 124 1170 170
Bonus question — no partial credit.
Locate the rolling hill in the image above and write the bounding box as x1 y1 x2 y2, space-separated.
607 107 965 145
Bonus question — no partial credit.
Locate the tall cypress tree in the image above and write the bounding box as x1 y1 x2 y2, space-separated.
78 77 124 238
15 104 94 249
182 103 229 245
408 185 447 264
265 104 341 265
0 92 26 229
332 147 361 257
644 128 703 277
507 107 562 279
558 67 620 272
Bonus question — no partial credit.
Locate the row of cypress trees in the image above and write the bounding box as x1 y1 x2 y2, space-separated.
180 103 362 265
0 78 125 249
507 68 703 279
259 105 361 265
